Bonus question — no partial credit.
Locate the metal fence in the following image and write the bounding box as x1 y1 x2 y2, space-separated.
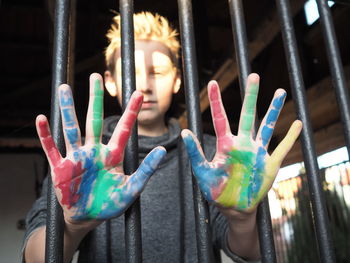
45 0 348 262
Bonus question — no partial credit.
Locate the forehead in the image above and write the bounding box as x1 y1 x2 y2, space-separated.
116 40 174 69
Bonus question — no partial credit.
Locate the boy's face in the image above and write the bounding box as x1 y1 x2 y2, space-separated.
105 40 181 127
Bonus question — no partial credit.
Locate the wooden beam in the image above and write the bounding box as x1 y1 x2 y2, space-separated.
282 121 345 166
2 53 103 103
275 65 350 166
274 65 350 139
0 138 41 148
178 0 306 128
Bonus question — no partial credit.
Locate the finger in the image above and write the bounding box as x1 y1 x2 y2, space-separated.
36 115 62 167
269 120 303 167
181 129 208 168
256 89 286 148
85 73 104 144
238 73 260 137
59 84 82 152
106 91 143 166
208 80 232 150
127 146 167 192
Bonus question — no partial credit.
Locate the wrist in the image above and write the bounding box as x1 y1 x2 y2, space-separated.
64 216 101 239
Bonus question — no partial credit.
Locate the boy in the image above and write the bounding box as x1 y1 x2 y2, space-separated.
23 12 302 262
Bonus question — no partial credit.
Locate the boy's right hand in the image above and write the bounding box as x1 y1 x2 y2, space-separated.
36 73 166 224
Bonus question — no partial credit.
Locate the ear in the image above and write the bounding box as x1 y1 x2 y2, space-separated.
173 75 181 94
104 70 118 97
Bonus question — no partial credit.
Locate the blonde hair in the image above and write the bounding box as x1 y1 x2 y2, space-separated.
105 12 180 74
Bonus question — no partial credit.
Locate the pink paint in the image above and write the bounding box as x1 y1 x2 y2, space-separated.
211 178 226 200
209 85 227 137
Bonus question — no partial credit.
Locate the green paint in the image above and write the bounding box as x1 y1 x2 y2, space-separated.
217 149 254 207
87 168 114 218
240 83 259 134
93 79 103 143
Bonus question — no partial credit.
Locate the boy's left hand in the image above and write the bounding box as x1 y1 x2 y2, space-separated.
181 73 302 212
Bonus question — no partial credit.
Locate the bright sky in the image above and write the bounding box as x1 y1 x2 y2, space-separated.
276 146 349 182
304 0 335 25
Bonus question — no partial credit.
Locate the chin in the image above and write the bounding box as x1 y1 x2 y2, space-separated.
137 114 163 126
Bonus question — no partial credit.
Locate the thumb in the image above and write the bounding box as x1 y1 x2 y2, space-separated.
128 146 167 191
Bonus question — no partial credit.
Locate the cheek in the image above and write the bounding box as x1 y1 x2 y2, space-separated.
156 79 175 110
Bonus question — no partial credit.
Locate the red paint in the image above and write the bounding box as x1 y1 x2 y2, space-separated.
38 120 61 166
54 159 84 208
128 92 143 112
105 148 123 167
121 111 137 128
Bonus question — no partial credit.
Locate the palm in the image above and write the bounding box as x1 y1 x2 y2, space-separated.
36 73 165 220
182 74 302 212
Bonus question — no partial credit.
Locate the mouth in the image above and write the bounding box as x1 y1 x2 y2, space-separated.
141 101 157 109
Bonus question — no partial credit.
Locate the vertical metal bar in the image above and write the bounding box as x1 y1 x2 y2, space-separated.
227 1 277 261
228 0 251 94
316 0 350 157
46 0 73 262
119 1 142 262
177 0 214 262
257 198 277 262
275 0 336 262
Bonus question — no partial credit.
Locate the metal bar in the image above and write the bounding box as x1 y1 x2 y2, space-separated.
45 0 73 262
275 0 336 262
228 0 251 94
119 1 142 262
177 0 214 262
257 198 277 262
227 1 277 261
316 0 350 159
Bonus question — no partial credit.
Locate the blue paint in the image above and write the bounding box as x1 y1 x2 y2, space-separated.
74 155 98 218
249 147 266 204
73 147 167 220
62 108 75 127
60 90 73 106
183 135 226 202
65 128 78 147
261 94 286 146
261 126 273 146
135 148 166 178
273 93 286 109
73 151 80 161
266 108 279 126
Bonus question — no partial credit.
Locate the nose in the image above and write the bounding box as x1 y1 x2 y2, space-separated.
136 73 152 93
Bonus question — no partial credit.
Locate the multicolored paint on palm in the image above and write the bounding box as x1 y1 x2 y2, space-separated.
36 73 166 220
182 74 302 212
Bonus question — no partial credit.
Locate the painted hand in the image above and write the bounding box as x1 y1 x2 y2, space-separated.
36 73 166 221
181 73 302 212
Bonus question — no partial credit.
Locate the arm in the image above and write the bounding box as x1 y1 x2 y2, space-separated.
24 221 96 263
24 73 166 263
182 73 302 260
